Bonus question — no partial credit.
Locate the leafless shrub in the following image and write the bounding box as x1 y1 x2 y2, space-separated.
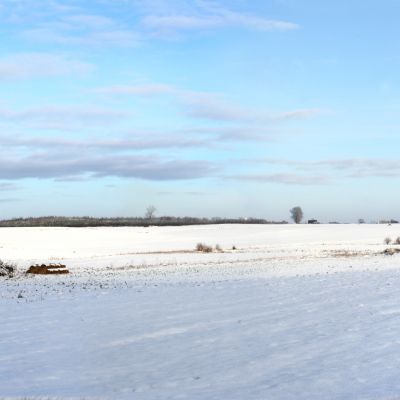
215 244 222 252
196 243 213 253
384 237 392 245
232 245 237 250
395 237 400 245
0 260 16 278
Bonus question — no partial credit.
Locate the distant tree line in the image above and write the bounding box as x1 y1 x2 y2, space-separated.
0 216 289 228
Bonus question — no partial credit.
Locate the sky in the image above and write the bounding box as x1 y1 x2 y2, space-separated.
1 0 400 222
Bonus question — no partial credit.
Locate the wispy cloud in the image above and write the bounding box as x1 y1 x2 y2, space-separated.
156 190 212 196
223 157 400 187
0 154 217 181
181 92 257 122
249 158 400 180
23 24 140 47
181 126 279 141
315 159 400 178
141 2 299 34
65 14 115 29
142 13 298 33
0 133 216 151
7 4 141 47
0 129 220 182
2 0 298 48
0 105 129 130
95 84 176 96
182 92 322 123
95 82 322 124
227 173 331 186
0 52 94 79
0 182 20 192
273 109 323 121
0 197 22 203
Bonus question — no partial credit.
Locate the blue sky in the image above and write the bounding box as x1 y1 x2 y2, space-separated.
1 0 400 222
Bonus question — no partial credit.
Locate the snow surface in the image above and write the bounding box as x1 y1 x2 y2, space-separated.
2 224 400 399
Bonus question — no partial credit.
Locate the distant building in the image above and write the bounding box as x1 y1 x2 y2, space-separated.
308 219 319 224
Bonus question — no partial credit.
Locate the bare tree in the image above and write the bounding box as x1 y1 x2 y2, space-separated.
290 206 303 224
384 237 392 245
145 205 157 220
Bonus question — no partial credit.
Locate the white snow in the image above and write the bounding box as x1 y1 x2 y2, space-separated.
2 224 400 399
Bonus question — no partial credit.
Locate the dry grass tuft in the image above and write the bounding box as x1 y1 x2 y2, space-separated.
330 250 366 258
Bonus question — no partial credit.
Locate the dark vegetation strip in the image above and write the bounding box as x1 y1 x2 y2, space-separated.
0 216 289 228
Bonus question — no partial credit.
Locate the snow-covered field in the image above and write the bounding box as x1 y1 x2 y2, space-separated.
2 224 400 399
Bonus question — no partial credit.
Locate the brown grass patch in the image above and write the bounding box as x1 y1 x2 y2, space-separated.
26 264 69 275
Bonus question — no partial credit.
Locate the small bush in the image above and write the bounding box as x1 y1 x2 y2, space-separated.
383 248 400 255
0 260 16 278
395 237 400 245
232 245 237 250
384 237 392 245
196 243 213 253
